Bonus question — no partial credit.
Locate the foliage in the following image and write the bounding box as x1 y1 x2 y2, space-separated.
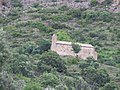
29 22 54 33
10 53 29 76
90 0 98 6
81 67 110 87
72 43 81 53
67 9 82 18
11 0 22 7
51 14 72 22
51 22 70 29
37 51 67 73
0 71 25 90
0 29 9 72
40 73 59 87
23 39 51 54
57 31 73 41
24 82 43 90
59 5 69 11
102 0 113 5
100 82 119 90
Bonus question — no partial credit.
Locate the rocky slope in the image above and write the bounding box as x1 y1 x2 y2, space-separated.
0 0 120 15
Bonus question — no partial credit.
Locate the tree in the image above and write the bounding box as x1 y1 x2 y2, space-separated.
90 0 98 7
37 51 67 73
0 28 9 72
24 39 51 55
57 31 73 41
101 82 119 90
0 71 25 90
72 43 81 54
40 73 59 87
10 53 30 76
81 67 110 87
67 9 82 18
33 39 51 54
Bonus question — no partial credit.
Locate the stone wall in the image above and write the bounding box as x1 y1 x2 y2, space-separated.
51 34 97 60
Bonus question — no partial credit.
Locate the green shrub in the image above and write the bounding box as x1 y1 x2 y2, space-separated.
51 22 70 29
104 60 116 66
66 57 79 65
67 9 82 18
29 22 54 33
32 39 51 54
98 11 113 22
24 82 43 90
40 73 59 87
37 51 67 73
72 43 81 53
32 3 39 8
82 67 110 87
12 31 21 37
101 82 119 90
51 14 72 22
102 0 112 5
24 39 51 54
57 31 73 41
90 0 98 6
59 5 69 11
3 25 16 31
11 0 22 7
79 61 89 69
82 10 98 21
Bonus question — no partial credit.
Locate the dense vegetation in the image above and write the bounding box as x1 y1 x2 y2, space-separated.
0 0 120 90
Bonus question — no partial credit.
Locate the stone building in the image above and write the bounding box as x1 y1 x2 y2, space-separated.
51 34 97 60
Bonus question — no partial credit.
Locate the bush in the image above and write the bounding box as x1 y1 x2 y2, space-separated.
104 60 116 66
37 51 67 73
99 11 113 22
57 31 73 41
24 82 43 90
32 39 51 54
11 0 22 7
101 82 119 90
114 55 120 63
82 10 98 21
79 61 89 69
90 0 98 7
3 25 16 31
51 22 70 29
59 5 69 11
102 0 112 5
67 9 82 18
40 73 59 87
82 67 110 87
29 22 54 33
72 43 81 53
24 39 51 54
51 14 72 22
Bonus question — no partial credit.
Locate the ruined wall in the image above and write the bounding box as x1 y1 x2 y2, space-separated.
51 34 97 60
55 43 75 56
78 46 97 60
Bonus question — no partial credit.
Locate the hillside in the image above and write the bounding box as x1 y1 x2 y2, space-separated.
0 0 120 90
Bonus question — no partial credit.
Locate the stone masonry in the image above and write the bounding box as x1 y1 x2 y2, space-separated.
51 34 97 60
